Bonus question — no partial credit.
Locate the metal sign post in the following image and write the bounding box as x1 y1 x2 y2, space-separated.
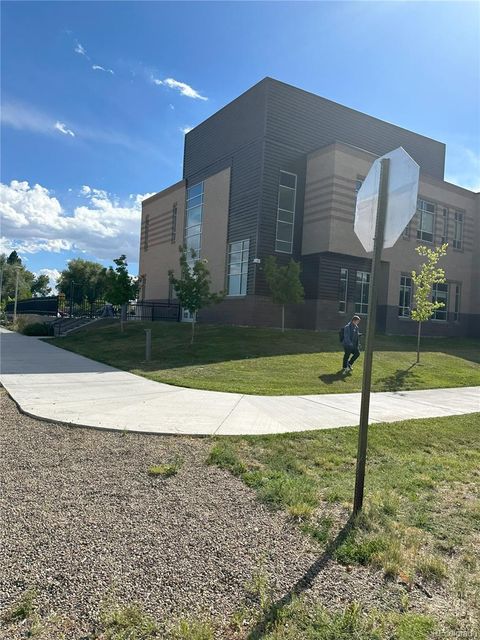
353 158 389 515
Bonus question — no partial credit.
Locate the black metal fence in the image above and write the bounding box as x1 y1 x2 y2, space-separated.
127 302 180 322
6 296 180 323
5 296 58 316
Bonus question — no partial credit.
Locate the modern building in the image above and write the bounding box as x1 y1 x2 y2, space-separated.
139 77 480 337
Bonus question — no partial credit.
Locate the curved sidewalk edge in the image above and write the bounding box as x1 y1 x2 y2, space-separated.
1 327 479 436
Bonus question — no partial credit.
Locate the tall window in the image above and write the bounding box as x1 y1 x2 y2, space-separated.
417 199 435 242
355 271 370 315
143 214 149 251
441 207 448 244
453 211 464 249
171 203 177 244
227 240 250 296
432 283 448 321
454 284 461 322
398 275 412 318
275 171 297 254
338 268 348 313
185 182 204 264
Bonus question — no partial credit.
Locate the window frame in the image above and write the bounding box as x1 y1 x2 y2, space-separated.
338 268 348 313
398 274 412 318
354 270 370 316
227 239 250 297
453 283 461 322
416 199 435 243
432 282 449 321
453 210 464 250
441 207 448 244
185 182 204 264
275 171 297 254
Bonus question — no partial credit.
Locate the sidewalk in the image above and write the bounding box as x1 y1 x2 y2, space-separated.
1 327 478 436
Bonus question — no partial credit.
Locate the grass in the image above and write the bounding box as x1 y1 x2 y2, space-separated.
147 457 183 478
207 413 480 635
47 321 479 395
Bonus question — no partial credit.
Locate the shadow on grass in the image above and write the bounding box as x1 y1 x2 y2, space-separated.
318 370 349 385
247 516 355 639
376 363 420 392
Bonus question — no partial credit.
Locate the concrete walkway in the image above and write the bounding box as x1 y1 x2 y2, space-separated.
0 327 478 436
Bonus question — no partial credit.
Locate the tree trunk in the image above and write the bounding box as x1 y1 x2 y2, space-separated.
416 322 421 364
191 315 196 344
281 305 285 333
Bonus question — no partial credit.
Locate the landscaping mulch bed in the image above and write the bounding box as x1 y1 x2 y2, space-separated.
0 389 447 638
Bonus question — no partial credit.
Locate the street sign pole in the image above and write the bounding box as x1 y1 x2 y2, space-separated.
353 158 390 515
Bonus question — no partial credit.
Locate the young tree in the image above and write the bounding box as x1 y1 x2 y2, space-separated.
263 256 304 332
411 243 448 364
105 255 138 329
169 247 224 344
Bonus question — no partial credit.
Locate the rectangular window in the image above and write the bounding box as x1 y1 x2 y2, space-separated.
227 239 249 296
171 203 177 244
338 268 348 313
432 282 448 321
143 215 149 251
185 182 204 264
355 271 370 315
441 207 448 244
416 199 435 242
275 171 297 254
453 211 464 249
454 284 461 322
398 275 412 318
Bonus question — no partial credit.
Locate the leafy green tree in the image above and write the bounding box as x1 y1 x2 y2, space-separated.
263 256 304 332
57 259 108 305
6 250 21 265
169 247 225 344
31 274 52 297
0 253 35 304
411 243 448 364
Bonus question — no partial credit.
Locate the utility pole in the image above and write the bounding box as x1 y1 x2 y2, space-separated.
353 158 389 515
13 266 20 324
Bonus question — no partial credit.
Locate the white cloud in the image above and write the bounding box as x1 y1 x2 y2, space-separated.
54 121 75 137
2 101 160 155
169 104 175 110
92 64 114 75
180 126 193 135
151 75 207 100
0 180 155 263
74 42 87 56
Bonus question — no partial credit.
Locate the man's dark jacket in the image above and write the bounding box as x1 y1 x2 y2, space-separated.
342 322 359 350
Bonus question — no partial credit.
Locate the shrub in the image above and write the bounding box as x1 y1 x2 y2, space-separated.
21 322 54 336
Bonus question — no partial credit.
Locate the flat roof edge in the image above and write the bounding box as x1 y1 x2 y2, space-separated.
142 179 186 206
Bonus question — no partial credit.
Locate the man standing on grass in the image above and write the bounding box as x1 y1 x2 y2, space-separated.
342 315 361 374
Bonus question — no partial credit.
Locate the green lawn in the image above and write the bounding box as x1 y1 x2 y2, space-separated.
208 413 480 639
49 321 480 395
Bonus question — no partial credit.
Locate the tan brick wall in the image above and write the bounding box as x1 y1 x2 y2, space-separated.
139 181 186 300
202 168 230 293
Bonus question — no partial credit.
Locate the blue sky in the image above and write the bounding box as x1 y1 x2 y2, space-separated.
1 1 479 288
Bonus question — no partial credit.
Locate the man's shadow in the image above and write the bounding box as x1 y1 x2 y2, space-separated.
318 370 349 385
247 516 355 639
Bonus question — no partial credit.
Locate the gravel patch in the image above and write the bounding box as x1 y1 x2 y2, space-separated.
0 389 449 638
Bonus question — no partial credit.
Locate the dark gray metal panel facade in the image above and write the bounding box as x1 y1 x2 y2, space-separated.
264 79 446 179
182 76 448 300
